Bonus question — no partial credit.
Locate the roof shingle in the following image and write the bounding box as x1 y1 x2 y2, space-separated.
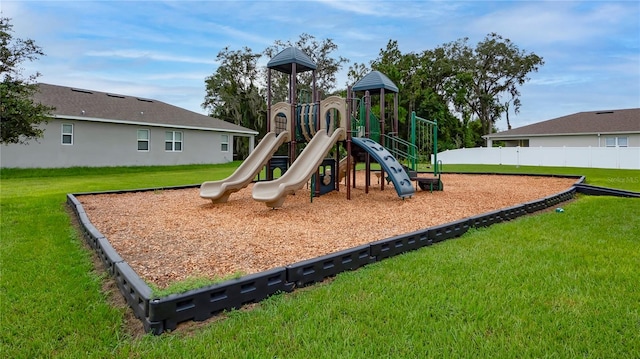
34 83 258 135
485 108 640 138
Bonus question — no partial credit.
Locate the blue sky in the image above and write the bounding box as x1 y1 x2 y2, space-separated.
4 0 639 131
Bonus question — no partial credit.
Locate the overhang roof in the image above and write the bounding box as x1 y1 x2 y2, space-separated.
267 47 317 74
484 108 640 138
33 83 258 135
352 71 399 93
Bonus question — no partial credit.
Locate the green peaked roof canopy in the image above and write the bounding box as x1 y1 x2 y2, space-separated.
267 47 317 74
352 70 399 93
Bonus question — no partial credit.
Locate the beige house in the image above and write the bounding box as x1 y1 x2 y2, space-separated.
484 108 640 148
1 83 257 168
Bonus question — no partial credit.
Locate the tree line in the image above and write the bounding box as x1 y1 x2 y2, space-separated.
203 33 543 156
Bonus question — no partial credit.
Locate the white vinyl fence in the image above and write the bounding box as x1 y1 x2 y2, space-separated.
434 146 640 170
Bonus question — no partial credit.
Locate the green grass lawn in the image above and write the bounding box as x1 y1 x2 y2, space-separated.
1 164 638 358
439 164 640 192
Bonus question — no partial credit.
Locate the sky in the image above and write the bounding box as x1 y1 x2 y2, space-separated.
3 0 639 132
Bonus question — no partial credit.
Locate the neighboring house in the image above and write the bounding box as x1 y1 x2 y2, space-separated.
437 108 640 169
1 83 258 168
483 108 640 148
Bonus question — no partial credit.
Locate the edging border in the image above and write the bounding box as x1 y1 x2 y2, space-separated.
574 183 640 197
68 173 587 334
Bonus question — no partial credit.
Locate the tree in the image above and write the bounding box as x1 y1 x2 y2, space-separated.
352 34 541 151
444 33 544 136
263 33 348 101
370 40 460 147
364 40 414 137
346 62 368 87
202 46 265 158
1 17 54 144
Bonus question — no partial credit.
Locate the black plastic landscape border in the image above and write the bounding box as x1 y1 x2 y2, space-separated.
67 173 586 334
574 183 640 198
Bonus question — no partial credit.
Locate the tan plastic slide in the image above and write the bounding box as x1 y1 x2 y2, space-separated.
200 131 289 203
252 128 346 208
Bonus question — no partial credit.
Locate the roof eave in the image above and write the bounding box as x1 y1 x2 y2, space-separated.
483 130 640 139
52 115 259 135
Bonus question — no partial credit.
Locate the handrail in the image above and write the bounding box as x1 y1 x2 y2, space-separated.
383 134 418 171
410 111 439 175
351 99 381 142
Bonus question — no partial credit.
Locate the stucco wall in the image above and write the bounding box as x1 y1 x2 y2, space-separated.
497 134 640 148
529 135 598 147
1 119 240 168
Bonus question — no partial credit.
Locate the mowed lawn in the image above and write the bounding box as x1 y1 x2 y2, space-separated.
1 164 639 358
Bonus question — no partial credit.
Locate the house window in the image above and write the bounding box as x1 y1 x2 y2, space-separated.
61 123 73 145
137 130 149 151
605 136 628 147
617 137 628 147
165 131 183 152
221 134 229 152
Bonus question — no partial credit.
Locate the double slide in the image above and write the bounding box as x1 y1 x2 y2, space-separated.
200 131 289 203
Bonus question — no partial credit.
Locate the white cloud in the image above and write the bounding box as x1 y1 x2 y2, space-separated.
85 49 219 65
528 75 592 87
204 22 274 46
314 0 385 16
144 71 212 81
314 0 461 19
466 2 635 47
342 30 377 42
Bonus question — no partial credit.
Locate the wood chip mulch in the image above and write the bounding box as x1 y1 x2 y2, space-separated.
77 173 577 289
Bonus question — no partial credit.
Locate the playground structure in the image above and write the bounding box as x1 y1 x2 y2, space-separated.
200 47 443 207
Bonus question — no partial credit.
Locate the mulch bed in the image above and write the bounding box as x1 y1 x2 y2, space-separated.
77 173 577 289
